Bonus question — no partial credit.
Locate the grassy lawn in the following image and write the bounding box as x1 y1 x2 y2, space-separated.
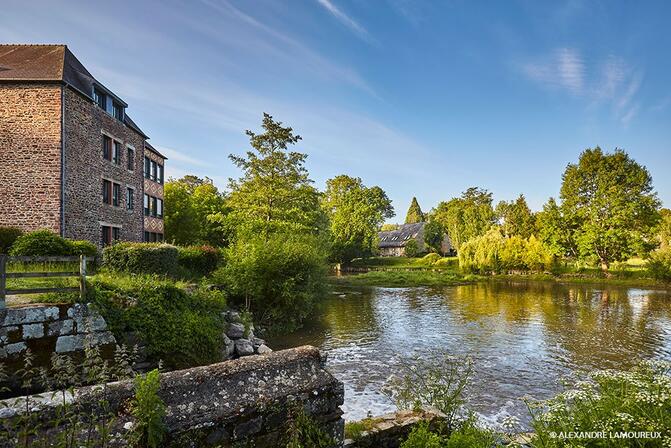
347 255 459 270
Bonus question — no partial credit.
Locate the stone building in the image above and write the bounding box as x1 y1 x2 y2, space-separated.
378 222 454 257
142 142 166 242
0 44 166 246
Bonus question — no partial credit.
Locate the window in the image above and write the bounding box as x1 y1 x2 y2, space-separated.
151 160 157 182
144 194 150 216
144 157 151 179
94 88 106 109
102 135 112 161
144 231 163 242
102 179 111 204
127 147 135 171
144 231 150 242
102 226 111 246
151 197 158 217
112 141 122 165
112 183 121 207
156 198 163 218
112 102 124 120
112 227 121 241
157 164 164 184
126 187 134 210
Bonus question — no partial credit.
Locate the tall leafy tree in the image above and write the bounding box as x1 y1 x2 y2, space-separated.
227 113 324 238
322 175 394 263
535 197 578 258
432 187 495 250
164 176 229 246
404 197 425 224
423 220 444 254
496 194 536 239
658 208 671 248
559 147 660 269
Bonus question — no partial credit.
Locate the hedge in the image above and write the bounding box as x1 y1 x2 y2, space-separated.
103 242 179 276
0 227 23 254
8 230 99 258
177 245 222 277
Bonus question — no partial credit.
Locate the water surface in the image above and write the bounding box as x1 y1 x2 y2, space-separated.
273 281 671 426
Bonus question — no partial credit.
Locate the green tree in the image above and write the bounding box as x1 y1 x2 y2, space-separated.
404 238 419 257
227 113 324 238
658 208 671 248
322 175 394 263
404 197 425 224
164 176 229 246
381 223 399 232
535 197 578 258
432 187 495 251
559 147 660 269
496 194 536 239
423 220 444 254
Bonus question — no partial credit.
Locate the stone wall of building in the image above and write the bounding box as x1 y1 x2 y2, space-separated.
0 303 116 396
0 83 63 234
63 87 145 245
0 346 345 448
143 146 165 237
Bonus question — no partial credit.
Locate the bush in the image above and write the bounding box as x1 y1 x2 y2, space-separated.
130 369 166 448
90 274 226 368
401 423 443 448
213 233 327 332
103 243 179 276
421 253 442 265
68 240 98 257
0 226 23 254
177 245 222 277
405 239 420 258
528 360 671 447
433 257 458 269
647 246 671 281
9 230 72 256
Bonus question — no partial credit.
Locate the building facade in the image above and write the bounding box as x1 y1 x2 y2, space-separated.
378 222 454 257
143 142 166 242
0 44 166 246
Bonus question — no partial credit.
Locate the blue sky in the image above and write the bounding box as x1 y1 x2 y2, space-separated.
2 0 670 218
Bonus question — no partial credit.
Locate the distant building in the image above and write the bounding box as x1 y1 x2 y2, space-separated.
378 222 454 257
0 44 166 246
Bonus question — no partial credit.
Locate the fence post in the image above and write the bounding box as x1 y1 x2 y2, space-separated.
79 255 87 301
0 255 6 309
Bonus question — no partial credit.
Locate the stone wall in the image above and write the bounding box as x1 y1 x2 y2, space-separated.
0 303 116 396
63 87 145 245
0 83 63 234
0 346 345 448
344 409 446 448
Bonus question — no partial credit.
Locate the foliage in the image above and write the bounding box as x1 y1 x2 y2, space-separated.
90 274 226 368
536 197 578 258
9 230 72 256
322 174 394 263
559 147 661 269
423 221 444 254
130 369 166 448
647 246 671 281
459 228 555 274
102 243 179 277
283 406 336 448
0 226 23 254
400 419 496 448
391 356 473 432
421 253 442 265
405 238 420 257
658 208 671 248
432 187 495 251
496 194 536 239
227 113 325 238
177 245 222 277
68 240 98 257
528 360 671 447
344 418 383 441
164 176 230 246
400 422 444 448
213 232 327 332
405 197 425 224
381 223 400 231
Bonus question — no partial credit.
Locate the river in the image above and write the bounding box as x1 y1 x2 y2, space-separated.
272 281 671 427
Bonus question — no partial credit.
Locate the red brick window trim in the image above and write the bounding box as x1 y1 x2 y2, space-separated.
102 179 112 204
101 225 122 246
102 135 112 161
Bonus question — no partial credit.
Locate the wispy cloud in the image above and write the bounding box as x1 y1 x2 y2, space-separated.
522 48 585 94
155 146 208 168
316 0 372 43
521 49 644 125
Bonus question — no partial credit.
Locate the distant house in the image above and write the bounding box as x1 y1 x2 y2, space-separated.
378 222 454 257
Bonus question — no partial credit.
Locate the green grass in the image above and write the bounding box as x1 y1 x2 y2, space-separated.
331 270 475 287
348 255 459 270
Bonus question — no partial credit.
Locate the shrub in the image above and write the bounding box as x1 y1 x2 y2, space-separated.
405 239 420 258
68 240 98 257
433 257 458 269
130 369 166 448
647 246 671 281
177 245 222 277
0 226 23 254
9 230 72 256
421 253 442 265
528 360 671 447
103 243 179 276
213 233 327 332
90 274 226 368
400 422 443 448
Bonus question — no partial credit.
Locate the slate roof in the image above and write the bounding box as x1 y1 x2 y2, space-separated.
378 222 424 248
0 44 147 138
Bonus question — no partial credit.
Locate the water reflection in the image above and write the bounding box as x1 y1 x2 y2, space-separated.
273 282 671 426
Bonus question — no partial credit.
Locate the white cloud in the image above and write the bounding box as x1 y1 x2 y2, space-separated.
522 48 584 94
154 146 209 168
316 0 371 42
